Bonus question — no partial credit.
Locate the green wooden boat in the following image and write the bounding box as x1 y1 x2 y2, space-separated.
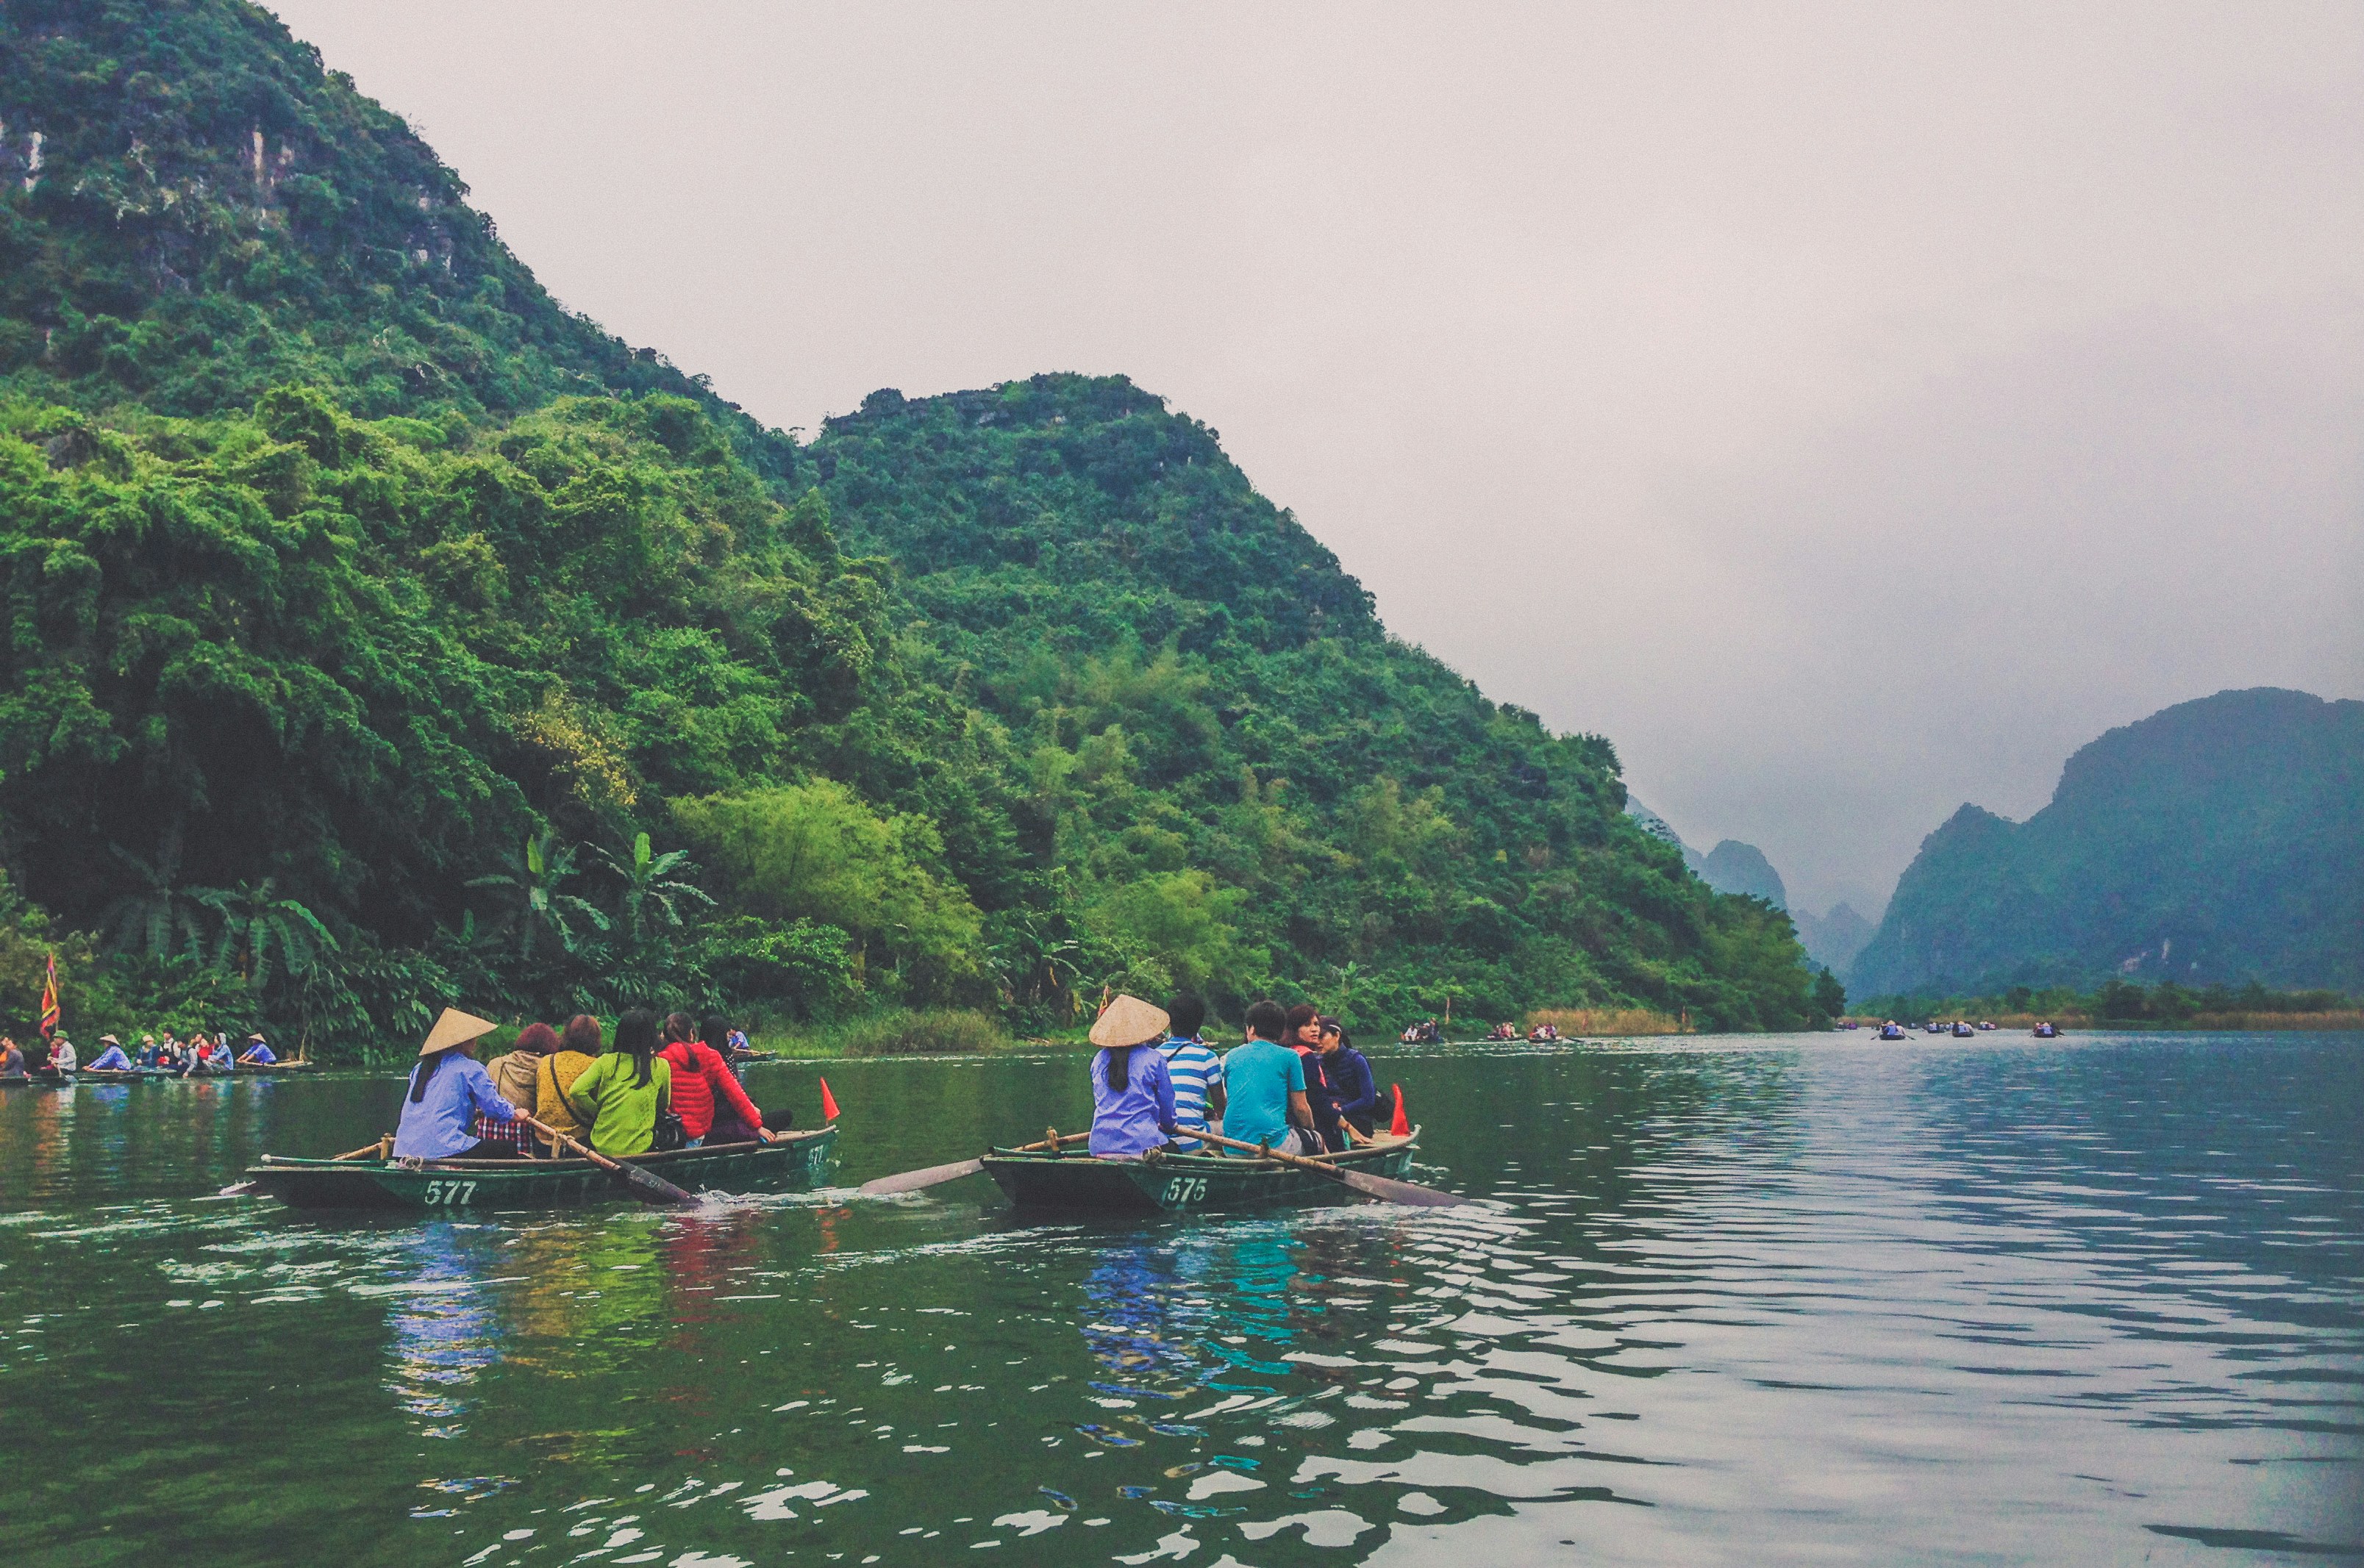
243 1125 839 1211
0 1068 165 1088
982 1130 1421 1214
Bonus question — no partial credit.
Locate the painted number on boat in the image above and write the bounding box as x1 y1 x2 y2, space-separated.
1160 1176 1210 1206
421 1179 479 1206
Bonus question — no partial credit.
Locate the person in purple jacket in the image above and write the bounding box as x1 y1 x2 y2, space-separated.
1087 994 1179 1159
393 1009 522 1160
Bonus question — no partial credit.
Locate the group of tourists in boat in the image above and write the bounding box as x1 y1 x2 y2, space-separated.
1085 994 1382 1159
0 1028 280 1080
391 1007 782 1161
1482 1020 1561 1042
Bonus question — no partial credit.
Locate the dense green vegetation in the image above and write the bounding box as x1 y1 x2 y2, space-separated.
1851 689 2363 998
0 0 1831 1058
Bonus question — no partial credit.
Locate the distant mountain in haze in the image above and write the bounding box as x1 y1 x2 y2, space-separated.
1850 689 2363 997
1696 840 1788 908
1625 803 1869 973
1791 902 1876 978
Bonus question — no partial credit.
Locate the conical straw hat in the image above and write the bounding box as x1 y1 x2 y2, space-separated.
419 1007 499 1057
1090 993 1171 1049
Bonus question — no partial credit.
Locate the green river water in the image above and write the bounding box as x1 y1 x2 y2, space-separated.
1 1031 2357 1566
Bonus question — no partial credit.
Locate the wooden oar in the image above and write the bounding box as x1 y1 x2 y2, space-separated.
516 1114 699 1207
859 1131 1091 1196
1188 1127 1465 1207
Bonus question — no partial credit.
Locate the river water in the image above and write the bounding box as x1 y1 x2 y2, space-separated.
1 1031 2357 1566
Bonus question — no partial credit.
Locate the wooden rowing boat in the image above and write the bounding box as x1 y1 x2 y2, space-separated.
242 1125 839 1211
0 1068 168 1087
982 1128 1421 1214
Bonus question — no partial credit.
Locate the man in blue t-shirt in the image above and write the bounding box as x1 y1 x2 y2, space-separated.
1158 993 1226 1152
1218 1000 1314 1157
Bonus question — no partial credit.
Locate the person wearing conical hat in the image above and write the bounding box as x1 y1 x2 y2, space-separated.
391 1008 524 1160
86 1034 133 1072
1087 994 1181 1159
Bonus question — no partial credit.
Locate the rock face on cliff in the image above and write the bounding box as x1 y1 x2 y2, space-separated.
1850 688 2363 996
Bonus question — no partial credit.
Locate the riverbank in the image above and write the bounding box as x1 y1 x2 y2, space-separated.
1842 1010 2364 1031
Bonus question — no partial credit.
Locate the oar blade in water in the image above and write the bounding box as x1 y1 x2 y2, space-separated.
860 1157 985 1196
1335 1166 1466 1207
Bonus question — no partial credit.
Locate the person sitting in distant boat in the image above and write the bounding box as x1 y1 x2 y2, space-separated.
87 1036 132 1072
208 1037 234 1071
179 1032 211 1075
46 1036 77 1074
532 1014 604 1156
1487 1021 1518 1042
136 1035 160 1068
0 1036 24 1078
1088 995 1180 1159
235 1034 277 1065
1221 1000 1317 1157
393 1009 524 1161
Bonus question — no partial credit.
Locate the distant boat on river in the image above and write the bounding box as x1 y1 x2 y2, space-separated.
243 1128 838 1211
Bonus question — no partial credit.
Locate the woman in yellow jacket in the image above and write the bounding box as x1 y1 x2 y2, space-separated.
562 1008 674 1156
532 1013 605 1156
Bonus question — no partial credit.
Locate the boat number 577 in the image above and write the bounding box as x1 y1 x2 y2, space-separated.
421 1179 479 1206
1160 1177 1209 1205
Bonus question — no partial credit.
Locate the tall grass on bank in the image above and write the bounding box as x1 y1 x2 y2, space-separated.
1525 1008 1688 1037
758 1009 1012 1059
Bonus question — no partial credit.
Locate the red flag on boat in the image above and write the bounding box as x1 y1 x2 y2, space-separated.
1389 1083 1409 1136
819 1077 840 1122
38 951 60 1039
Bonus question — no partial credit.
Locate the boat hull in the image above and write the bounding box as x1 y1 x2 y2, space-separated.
982 1134 1420 1214
244 1126 839 1211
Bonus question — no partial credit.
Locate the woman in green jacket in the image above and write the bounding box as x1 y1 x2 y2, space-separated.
563 1008 674 1156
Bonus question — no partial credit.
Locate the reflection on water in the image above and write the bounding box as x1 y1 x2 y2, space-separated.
0 1033 2357 1565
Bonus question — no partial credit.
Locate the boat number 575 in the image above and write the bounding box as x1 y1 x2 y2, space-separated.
421 1179 479 1206
1160 1177 1209 1205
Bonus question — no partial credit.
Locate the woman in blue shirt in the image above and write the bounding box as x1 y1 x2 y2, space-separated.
393 1009 522 1160
1088 995 1179 1158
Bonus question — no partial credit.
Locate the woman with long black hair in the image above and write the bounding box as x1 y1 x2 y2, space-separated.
392 1009 524 1159
562 1007 674 1156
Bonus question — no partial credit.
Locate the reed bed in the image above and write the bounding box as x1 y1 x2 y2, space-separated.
1525 1007 1688 1037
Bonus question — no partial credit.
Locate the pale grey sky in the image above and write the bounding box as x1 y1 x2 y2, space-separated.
275 0 2363 917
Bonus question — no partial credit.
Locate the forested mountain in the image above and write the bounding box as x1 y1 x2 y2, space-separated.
0 0 1829 1053
1851 689 2363 997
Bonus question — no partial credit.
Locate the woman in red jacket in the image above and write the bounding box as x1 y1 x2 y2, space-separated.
659 1012 776 1148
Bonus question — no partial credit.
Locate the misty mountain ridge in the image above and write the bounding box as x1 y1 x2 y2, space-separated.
1623 802 1876 975
1850 688 2362 997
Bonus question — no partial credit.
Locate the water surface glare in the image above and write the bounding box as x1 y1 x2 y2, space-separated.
2 1031 2357 1564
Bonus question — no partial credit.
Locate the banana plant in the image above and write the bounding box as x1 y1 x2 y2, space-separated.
596 831 713 945
467 829 610 962
188 878 339 989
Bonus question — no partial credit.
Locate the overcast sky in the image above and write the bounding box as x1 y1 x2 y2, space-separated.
275 1 2363 917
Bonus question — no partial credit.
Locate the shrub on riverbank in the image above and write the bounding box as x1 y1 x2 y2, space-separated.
806 1009 1012 1058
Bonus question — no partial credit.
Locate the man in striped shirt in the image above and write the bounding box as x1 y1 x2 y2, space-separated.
1158 993 1225 1151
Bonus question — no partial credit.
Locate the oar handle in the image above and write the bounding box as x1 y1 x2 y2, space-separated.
516 1114 618 1172
1011 1131 1092 1154
1187 1127 1345 1178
